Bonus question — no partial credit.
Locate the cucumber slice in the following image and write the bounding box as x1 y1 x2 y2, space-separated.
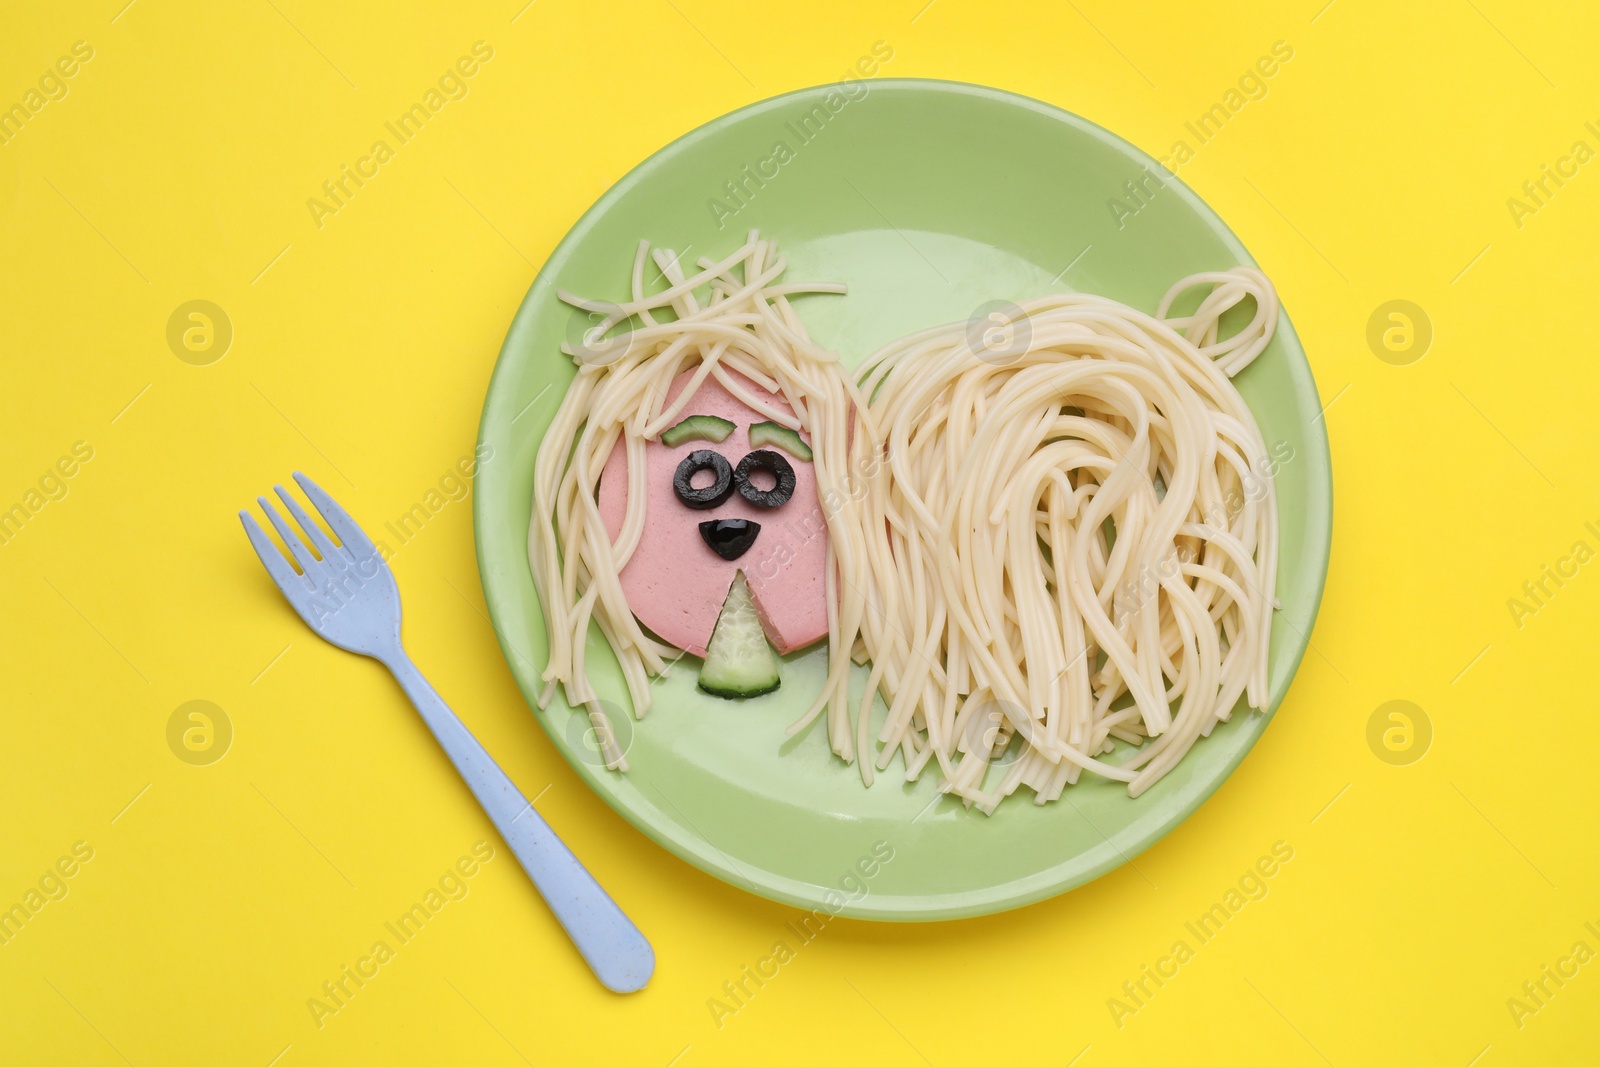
748 420 813 461
661 415 735 447
698 571 780 698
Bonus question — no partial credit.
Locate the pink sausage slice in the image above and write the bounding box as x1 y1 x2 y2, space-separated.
597 369 830 658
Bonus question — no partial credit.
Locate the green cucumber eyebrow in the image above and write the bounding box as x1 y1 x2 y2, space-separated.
748 420 813 461
660 414 736 447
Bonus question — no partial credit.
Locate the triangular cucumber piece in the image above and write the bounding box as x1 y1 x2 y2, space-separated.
698 571 780 698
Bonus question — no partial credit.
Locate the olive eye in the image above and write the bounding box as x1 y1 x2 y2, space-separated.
734 449 796 509
674 450 734 509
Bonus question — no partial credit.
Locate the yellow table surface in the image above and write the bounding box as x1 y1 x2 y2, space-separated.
4 1 1597 1063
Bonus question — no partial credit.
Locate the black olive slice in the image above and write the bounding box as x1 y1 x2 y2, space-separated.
674 450 733 509
734 449 795 509
698 518 761 560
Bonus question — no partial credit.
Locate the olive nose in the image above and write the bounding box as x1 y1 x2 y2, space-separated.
699 519 760 561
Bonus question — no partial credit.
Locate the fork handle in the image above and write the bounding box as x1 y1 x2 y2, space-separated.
382 651 654 993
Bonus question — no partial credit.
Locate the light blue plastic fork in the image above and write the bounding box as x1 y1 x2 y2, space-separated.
240 472 653 994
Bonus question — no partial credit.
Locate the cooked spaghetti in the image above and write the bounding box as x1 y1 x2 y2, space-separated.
529 234 1280 808
828 269 1280 807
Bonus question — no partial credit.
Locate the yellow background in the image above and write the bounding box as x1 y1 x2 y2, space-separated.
3 0 1597 1063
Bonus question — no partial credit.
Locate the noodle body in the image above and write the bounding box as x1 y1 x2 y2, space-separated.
847 271 1280 806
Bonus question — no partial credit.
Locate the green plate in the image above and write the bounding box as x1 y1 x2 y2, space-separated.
474 79 1331 921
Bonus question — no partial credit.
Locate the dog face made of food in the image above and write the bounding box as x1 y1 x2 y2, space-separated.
597 369 828 658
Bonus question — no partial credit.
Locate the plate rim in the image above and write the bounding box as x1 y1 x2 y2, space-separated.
473 76 1333 921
